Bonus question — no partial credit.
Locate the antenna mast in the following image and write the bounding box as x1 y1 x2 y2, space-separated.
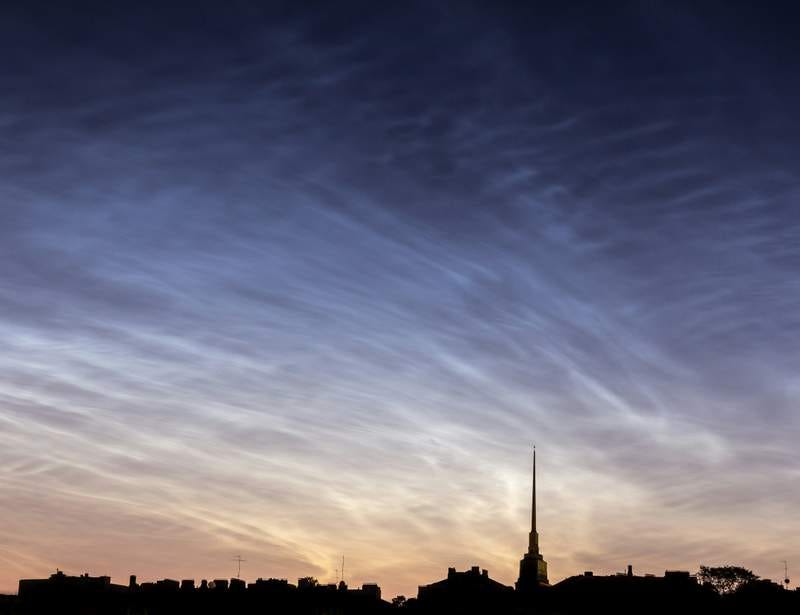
784 561 790 589
233 555 247 579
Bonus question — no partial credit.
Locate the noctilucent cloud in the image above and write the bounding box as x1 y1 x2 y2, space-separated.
1 1 799 598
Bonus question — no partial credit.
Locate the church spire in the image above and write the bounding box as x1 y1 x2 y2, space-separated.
528 445 538 554
518 444 549 590
532 447 536 533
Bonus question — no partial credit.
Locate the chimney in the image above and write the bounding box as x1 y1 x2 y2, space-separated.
482 569 488 578
447 568 456 579
471 566 480 575
129 575 137 589
627 565 633 577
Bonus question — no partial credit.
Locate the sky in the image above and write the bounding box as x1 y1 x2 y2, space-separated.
1 0 799 599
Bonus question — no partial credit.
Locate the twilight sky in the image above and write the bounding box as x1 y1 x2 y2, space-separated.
1 1 799 598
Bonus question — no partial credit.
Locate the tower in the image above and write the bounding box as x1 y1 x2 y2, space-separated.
516 446 549 591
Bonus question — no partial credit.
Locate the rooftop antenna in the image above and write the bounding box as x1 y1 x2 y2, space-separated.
784 561 790 589
233 555 247 580
341 555 345 584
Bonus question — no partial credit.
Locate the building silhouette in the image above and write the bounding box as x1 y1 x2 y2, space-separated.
8 570 389 615
516 446 548 592
416 566 514 612
549 567 715 614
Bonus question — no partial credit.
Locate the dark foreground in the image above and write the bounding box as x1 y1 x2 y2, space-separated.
1 567 799 615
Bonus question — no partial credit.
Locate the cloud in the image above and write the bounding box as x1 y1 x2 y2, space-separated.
1 0 799 598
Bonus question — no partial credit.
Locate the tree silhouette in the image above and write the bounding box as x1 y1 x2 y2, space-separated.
391 595 407 607
698 565 759 594
297 576 319 589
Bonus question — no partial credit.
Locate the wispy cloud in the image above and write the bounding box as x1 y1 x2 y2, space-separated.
1 1 799 598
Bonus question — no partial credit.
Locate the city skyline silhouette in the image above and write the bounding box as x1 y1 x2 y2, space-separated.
1 447 795 601
3 453 796 613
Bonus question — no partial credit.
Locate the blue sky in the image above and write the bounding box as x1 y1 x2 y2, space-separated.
1 1 799 598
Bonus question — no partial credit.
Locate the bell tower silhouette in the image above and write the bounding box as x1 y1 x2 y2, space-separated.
516 446 549 591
